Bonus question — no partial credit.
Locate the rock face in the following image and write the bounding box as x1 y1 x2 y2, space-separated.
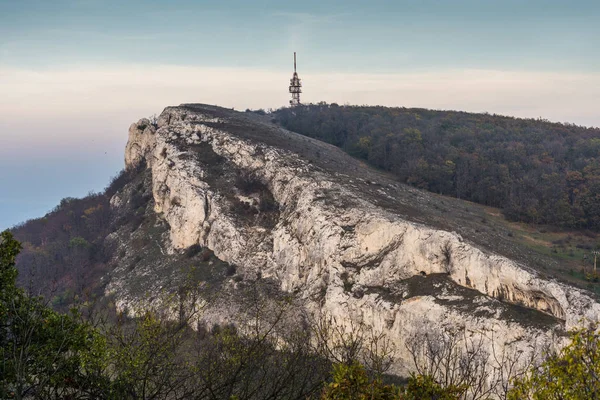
116 104 600 378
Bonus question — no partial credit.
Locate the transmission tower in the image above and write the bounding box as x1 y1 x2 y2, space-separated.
289 52 302 106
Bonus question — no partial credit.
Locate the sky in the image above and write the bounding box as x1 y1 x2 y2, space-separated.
1 0 599 229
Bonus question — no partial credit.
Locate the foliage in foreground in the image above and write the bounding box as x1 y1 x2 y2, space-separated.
5 228 600 399
1 230 327 399
1 230 110 399
320 362 463 400
508 323 600 400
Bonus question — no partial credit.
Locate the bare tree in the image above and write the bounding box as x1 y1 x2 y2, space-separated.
188 280 330 400
406 325 543 400
310 312 396 378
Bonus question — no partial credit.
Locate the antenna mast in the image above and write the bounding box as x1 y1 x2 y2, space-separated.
289 52 302 106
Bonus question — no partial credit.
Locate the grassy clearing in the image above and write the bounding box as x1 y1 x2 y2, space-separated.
483 207 600 294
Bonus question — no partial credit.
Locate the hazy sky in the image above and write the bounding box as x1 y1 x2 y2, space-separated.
1 0 599 229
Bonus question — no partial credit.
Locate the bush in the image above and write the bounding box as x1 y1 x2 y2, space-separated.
231 198 257 217
320 363 462 400
508 324 600 399
200 248 212 262
69 236 90 249
105 161 145 197
401 375 464 400
225 263 237 276
184 244 202 258
259 189 278 212
321 361 399 400
235 174 264 195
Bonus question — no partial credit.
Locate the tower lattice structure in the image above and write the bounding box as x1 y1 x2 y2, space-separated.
289 52 302 106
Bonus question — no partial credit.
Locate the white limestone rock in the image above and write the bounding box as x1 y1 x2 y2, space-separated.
117 104 600 380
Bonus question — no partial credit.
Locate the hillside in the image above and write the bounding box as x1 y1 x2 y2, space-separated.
10 104 600 390
272 104 600 231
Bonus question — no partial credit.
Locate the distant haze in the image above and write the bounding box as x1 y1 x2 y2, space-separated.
1 0 599 229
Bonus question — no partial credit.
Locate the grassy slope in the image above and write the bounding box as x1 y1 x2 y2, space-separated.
243 107 600 297
482 206 600 294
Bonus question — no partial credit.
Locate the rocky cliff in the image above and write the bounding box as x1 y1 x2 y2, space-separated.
110 104 600 379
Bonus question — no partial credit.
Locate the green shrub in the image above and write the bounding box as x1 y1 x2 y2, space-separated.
509 324 600 399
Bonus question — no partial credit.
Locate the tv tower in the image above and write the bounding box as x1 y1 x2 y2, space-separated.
289 52 302 106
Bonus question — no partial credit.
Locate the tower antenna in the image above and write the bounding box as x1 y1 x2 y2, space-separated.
289 52 302 106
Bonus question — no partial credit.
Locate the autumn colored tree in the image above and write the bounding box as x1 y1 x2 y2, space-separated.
273 104 600 230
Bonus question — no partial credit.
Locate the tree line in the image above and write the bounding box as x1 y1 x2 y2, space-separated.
272 104 600 230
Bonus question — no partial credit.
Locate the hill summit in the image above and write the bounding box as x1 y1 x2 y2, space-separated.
11 103 600 389
105 103 599 376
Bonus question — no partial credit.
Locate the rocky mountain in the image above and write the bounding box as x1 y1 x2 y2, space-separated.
98 103 600 380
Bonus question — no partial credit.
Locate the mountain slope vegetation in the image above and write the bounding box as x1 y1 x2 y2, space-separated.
4 99 600 397
273 104 600 231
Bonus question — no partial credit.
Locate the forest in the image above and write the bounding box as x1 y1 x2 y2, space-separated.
273 104 600 231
